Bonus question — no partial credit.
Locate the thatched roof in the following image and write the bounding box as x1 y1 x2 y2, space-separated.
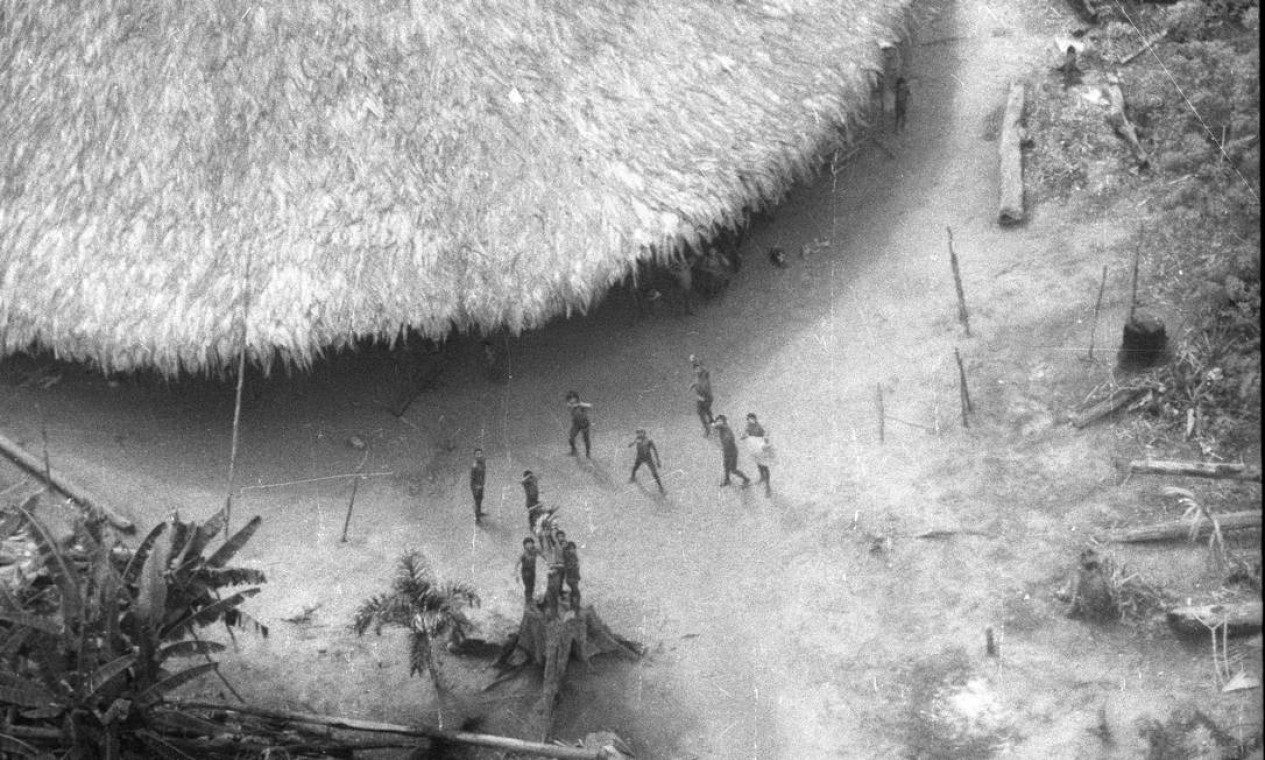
0 0 910 375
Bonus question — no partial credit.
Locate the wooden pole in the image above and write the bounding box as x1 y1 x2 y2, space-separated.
876 384 885 443
1128 241 1141 323
340 476 361 543
166 700 608 759
985 626 998 657
1088 265 1108 361
1124 460 1262 482
224 255 253 536
0 430 134 532
997 81 1027 225
947 228 972 337
1104 510 1260 543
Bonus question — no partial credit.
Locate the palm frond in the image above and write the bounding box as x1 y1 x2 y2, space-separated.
122 522 167 587
15 498 83 626
407 631 429 678
205 516 261 569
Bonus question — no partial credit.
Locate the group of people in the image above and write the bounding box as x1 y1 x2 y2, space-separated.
468 354 776 616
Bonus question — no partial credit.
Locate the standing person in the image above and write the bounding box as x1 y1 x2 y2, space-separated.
521 470 540 529
688 355 715 437
628 429 665 493
742 413 775 497
712 415 751 488
894 77 911 132
470 448 487 524
561 541 582 610
565 391 593 458
514 537 540 608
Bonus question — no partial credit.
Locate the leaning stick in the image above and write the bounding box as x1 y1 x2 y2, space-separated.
240 470 395 492
340 476 361 543
947 227 972 337
38 406 53 494
1124 460 1262 482
0 430 134 532
1088 264 1108 361
1118 27 1169 66
1128 241 1141 323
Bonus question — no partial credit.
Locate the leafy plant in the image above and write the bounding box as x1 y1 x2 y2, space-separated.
0 498 269 758
352 551 480 713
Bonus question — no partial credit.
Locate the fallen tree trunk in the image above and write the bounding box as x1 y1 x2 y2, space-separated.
1167 601 1263 638
1105 75 1150 167
1104 510 1261 543
1125 460 1263 482
1070 387 1145 428
168 700 612 760
0 430 134 532
998 81 1027 225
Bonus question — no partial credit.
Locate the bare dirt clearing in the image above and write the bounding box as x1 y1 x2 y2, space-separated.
2 0 1260 757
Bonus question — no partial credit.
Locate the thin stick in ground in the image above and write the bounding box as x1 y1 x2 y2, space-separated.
947 227 972 337
37 404 53 496
876 383 885 443
1088 264 1107 361
1129 239 1141 323
955 347 973 419
341 476 362 543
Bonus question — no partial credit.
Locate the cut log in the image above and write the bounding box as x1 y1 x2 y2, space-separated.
1070 387 1146 428
0 430 134 532
1105 75 1150 167
167 700 611 759
998 81 1027 225
1125 460 1263 483
1104 510 1261 543
1118 27 1170 65
1166 601 1263 638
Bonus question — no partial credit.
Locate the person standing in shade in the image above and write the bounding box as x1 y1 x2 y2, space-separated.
628 429 665 493
521 470 540 529
561 540 582 610
712 415 751 488
894 77 911 132
470 448 487 524
742 412 775 497
688 355 715 436
513 537 540 608
565 391 593 457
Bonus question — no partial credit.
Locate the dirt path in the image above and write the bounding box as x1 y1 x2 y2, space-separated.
2 0 1258 758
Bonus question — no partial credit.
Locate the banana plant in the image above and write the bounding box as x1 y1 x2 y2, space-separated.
0 498 268 758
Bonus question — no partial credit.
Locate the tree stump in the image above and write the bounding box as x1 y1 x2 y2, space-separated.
502 606 641 742
1068 549 1118 623
1118 311 1166 369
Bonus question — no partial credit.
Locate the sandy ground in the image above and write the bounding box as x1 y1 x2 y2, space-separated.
2 0 1261 757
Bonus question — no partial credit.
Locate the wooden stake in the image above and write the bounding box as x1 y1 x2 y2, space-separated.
1088 264 1108 361
876 384 885 443
947 227 972 337
955 347 973 416
985 626 998 657
341 476 361 543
